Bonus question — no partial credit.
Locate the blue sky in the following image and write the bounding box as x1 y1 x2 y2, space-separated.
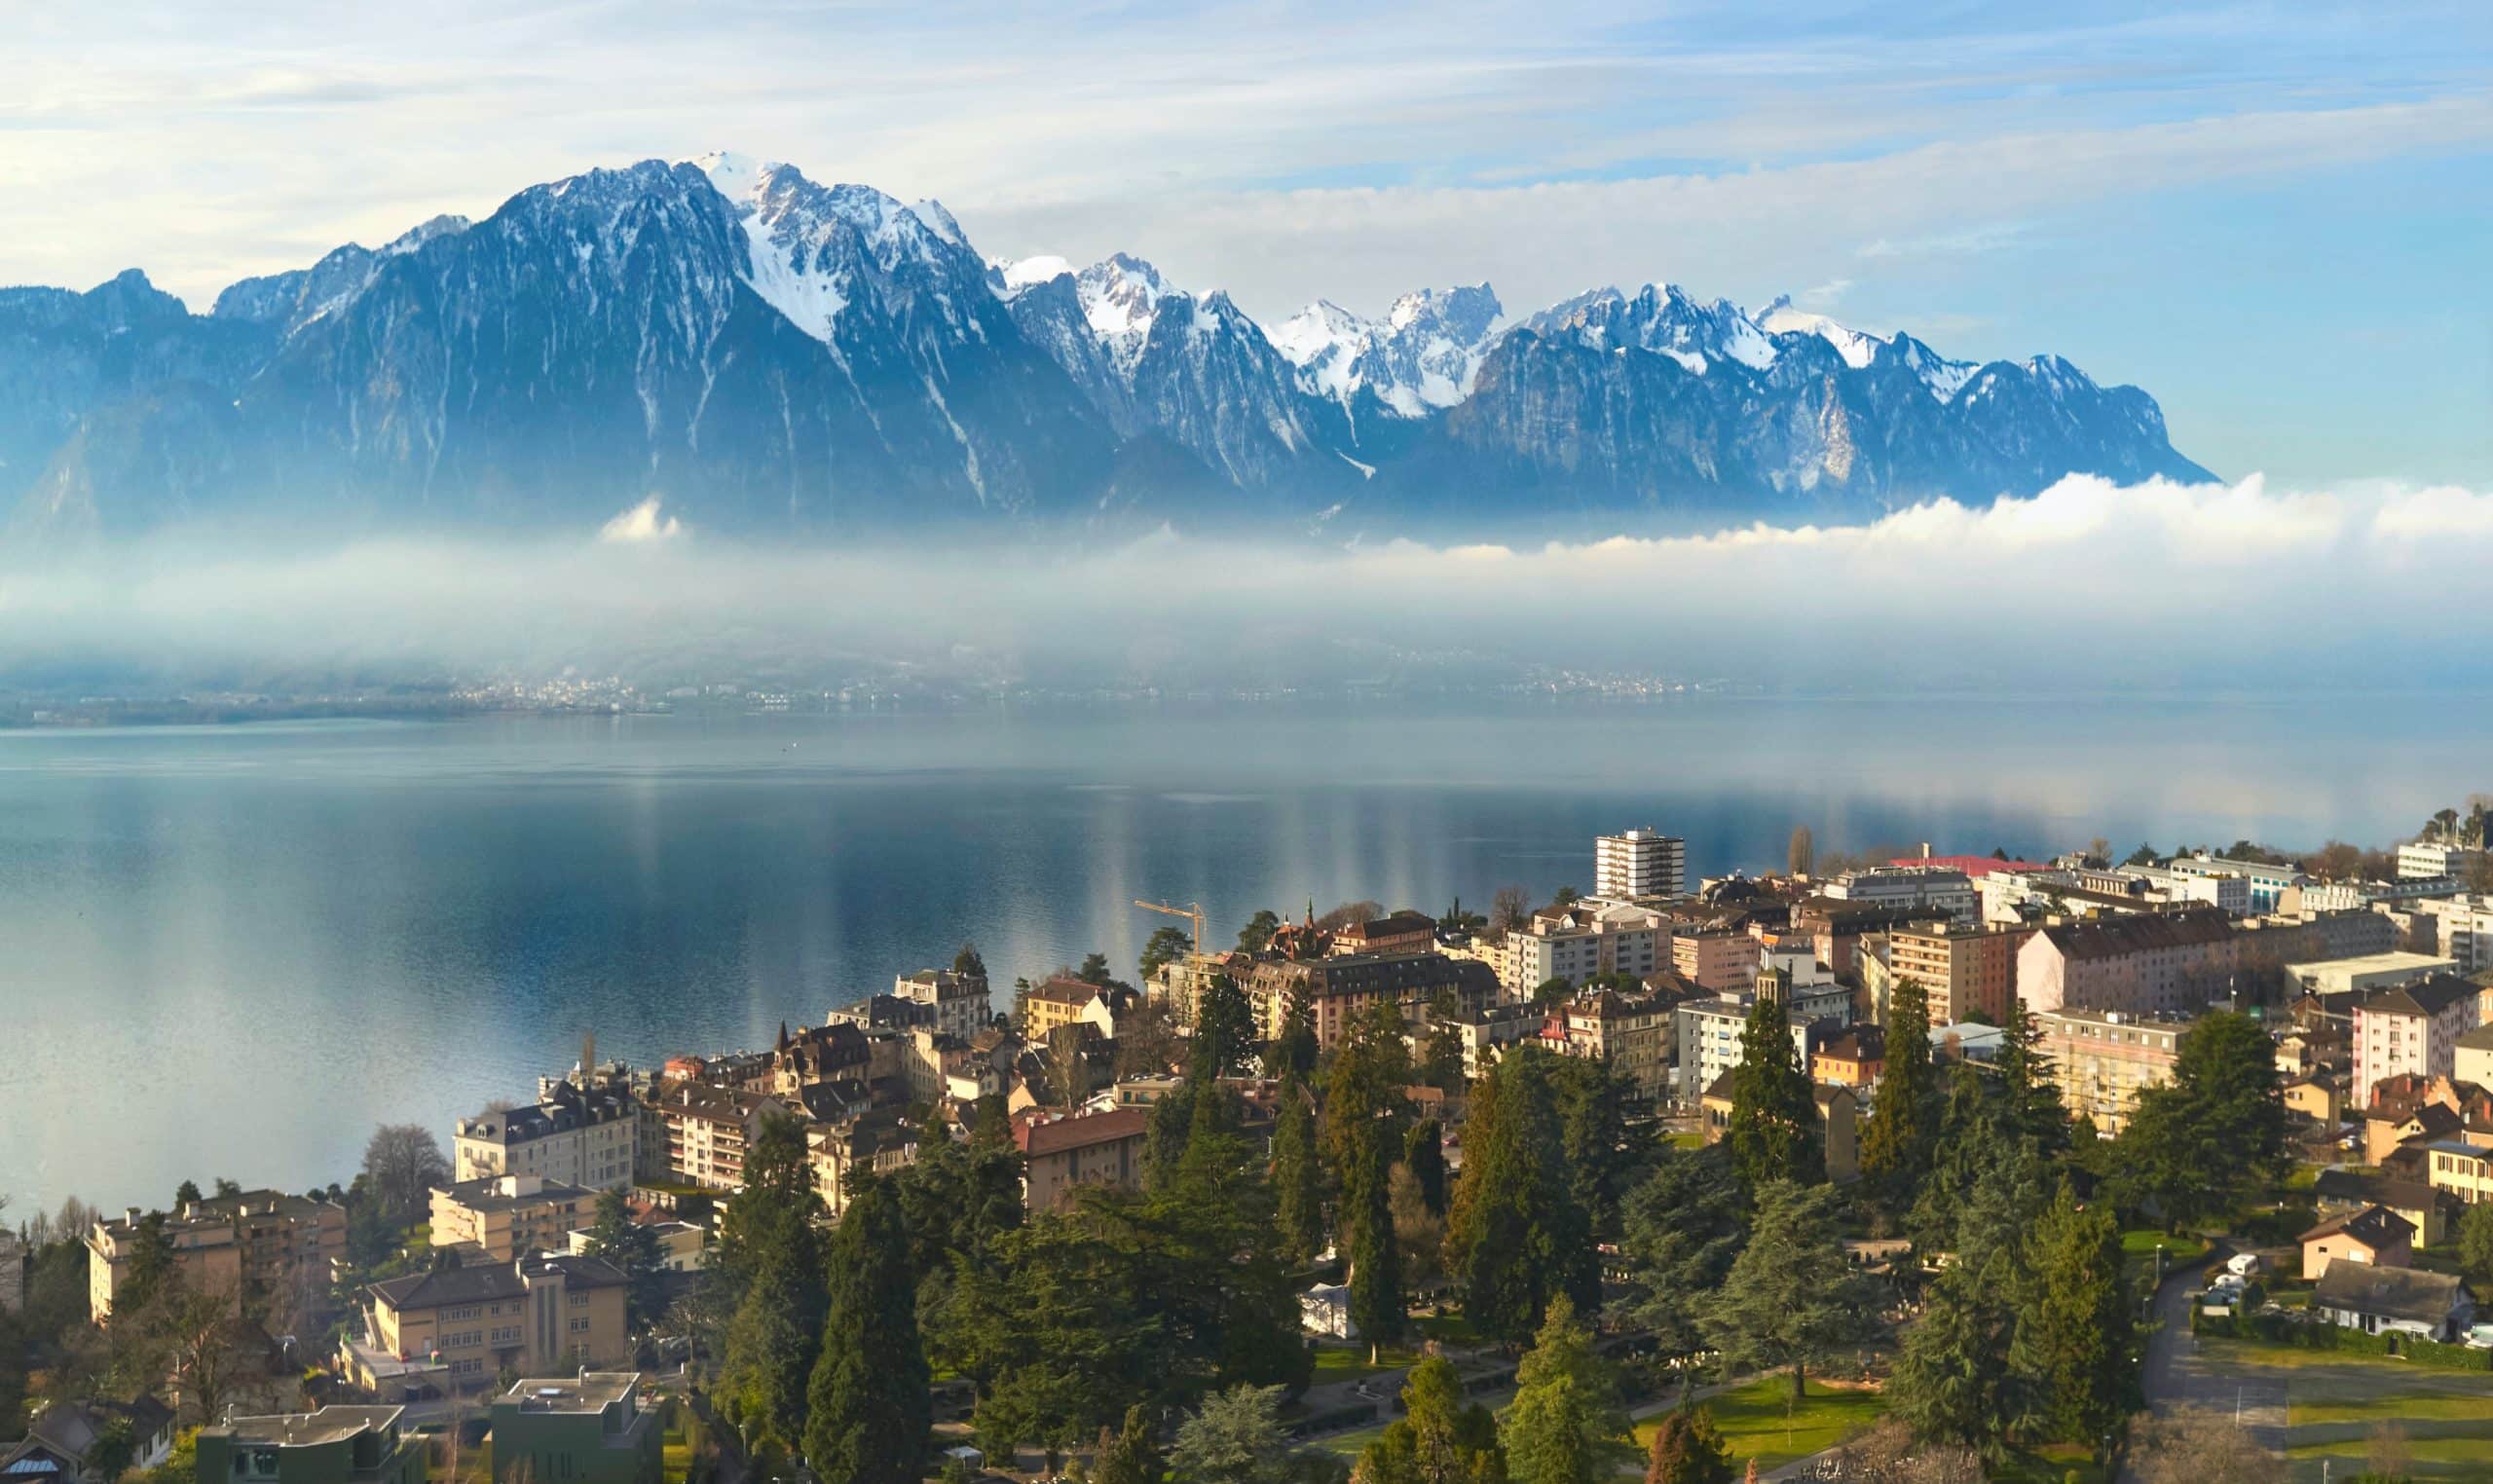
6 0 2488 483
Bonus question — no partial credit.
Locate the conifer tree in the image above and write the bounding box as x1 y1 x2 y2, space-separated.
1403 1119 1448 1217
1266 984 1319 1078
1195 978 1259 1079
719 1114 827 1446
1272 1074 1326 1263
2016 1181 2135 1446
1643 1406 1732 1484
1726 994 1822 1189
1857 976 1938 1202
1501 1296 1631 1484
1356 1354 1501 1484
803 1175 930 1484
1445 1048 1597 1345
1094 1404 1163 1484
1328 1003 1412 1353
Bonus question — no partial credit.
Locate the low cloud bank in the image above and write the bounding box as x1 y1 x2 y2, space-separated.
2 473 2487 693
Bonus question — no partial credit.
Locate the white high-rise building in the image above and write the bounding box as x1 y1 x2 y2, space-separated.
1595 828 1686 899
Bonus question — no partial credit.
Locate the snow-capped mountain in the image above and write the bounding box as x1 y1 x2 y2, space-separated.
1 151 2214 539
1271 283 1504 419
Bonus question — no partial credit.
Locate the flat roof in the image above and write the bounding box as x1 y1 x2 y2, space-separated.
2285 951 2458 975
501 1373 641 1412
207 1407 403 1447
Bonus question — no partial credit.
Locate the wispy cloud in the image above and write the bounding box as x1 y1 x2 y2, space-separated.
1857 223 2028 259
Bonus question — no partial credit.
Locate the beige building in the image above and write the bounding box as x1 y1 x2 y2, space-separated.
353 1253 630 1391
2456 1024 2493 1091
1672 924 1758 994
2033 1009 2187 1134
641 1083 801 1192
455 1080 639 1191
1022 977 1109 1040
86 1207 242 1326
892 968 991 1040
1500 902 1667 995
2425 1140 2493 1205
1243 952 1502 1052
2352 976 2484 1101
805 1113 920 1221
2016 911 2237 1019
1014 1107 1149 1212
1886 922 2034 1024
428 1175 596 1262
1549 988 1673 1100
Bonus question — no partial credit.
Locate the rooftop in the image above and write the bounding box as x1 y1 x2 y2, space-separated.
1016 1106 1150 1157
2313 1262 2470 1323
2360 975 2480 1019
500 1373 641 1413
205 1406 405 1448
432 1174 593 1212
2286 950 2458 978
368 1252 624 1310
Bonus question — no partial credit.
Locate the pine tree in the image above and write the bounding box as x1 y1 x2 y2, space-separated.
580 1185 666 1330
1995 1005 2070 1158
1094 1403 1163 1484
1698 1181 1860 1403
1328 1002 1412 1351
1195 978 1259 1078
803 1175 930 1484
1403 1119 1448 1217
1726 993 1822 1189
1906 1063 2000 1255
1615 1143 1746 1362
1266 985 1319 1079
1423 987 1470 1092
1857 976 1938 1203
1501 1296 1631 1484
1888 1268 2014 1458
1445 1048 1596 1344
1357 1354 1501 1484
1272 1075 1326 1263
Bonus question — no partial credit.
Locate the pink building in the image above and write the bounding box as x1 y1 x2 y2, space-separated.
2015 911 2237 1019
2352 976 2482 1102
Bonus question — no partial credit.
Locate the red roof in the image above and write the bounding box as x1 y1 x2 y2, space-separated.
1887 855 2049 878
1014 1106 1150 1158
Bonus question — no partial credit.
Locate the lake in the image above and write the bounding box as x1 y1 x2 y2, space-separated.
0 694 2475 1211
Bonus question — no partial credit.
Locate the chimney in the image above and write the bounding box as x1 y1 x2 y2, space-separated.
125 1206 141 1226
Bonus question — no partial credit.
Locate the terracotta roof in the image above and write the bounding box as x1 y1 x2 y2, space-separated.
1015 1106 1150 1158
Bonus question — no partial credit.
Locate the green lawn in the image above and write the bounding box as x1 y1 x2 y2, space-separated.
1995 1445 2108 1484
1411 1313 1482 1348
2119 1230 2207 1262
661 1430 691 1484
1634 1377 1886 1474
1315 1424 1386 1459
2287 1436 2493 1480
1310 1342 1421 1380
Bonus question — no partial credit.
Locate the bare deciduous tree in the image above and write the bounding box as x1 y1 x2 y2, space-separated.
1489 885 1532 937
1788 826 1815 878
361 1124 450 1225
2131 1408 2278 1484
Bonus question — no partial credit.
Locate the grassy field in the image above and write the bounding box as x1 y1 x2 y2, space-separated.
661 1429 691 1483
2119 1230 2208 1263
2187 1336 2493 1481
1633 1377 1887 1474
1309 1341 1421 1380
1411 1313 1482 1348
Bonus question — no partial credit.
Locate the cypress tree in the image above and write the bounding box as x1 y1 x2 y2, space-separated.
1272 1074 1326 1263
1726 993 1821 1189
803 1174 930 1484
2015 1181 2135 1446
719 1114 827 1445
1329 1003 1411 1353
1445 1049 1592 1344
1857 976 1938 1203
1403 1119 1448 1217
1266 985 1319 1079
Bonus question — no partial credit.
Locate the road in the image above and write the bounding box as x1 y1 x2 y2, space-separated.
2122 1240 2287 1481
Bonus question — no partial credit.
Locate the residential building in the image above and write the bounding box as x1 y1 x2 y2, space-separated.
2033 1010 2185 1134
455 1079 639 1191
1021 976 1108 1040
488 1374 661 1484
1595 828 1686 899
2312 1265 2474 1343
1549 988 1673 1101
804 1112 919 1221
428 1175 596 1263
2385 894 2493 972
2399 841 2489 882
2299 1206 2414 1280
173 1188 347 1320
1500 900 1667 995
762 1020 875 1095
1810 1026 1885 1089
2425 1140 2493 1205
2283 1075 2345 1127
2117 864 2251 914
1148 951 1250 1031
2164 854 2306 913
640 1083 800 1192
2457 1024 2493 1091
1433 1002 1544 1080
0 1400 177 1484
2286 951 2461 998
2314 1169 2464 1250
1672 968 1853 1105
1821 867 1979 922
2016 910 2238 1018
1014 1107 1149 1212
1671 923 1759 993
564 1220 706 1273
1328 910 1441 957
1886 922 2034 1024
194 1407 423 1484
893 967 991 1040
1242 952 1501 1051
87 1206 242 1325
353 1252 630 1390
2352 976 2483 1100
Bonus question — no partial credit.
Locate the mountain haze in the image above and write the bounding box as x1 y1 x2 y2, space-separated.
1 153 2214 539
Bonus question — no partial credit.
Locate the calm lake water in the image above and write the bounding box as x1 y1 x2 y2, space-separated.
0 696 2478 1211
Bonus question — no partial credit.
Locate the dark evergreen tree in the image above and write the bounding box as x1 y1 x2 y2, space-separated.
1403 1119 1448 1217
718 1115 827 1445
580 1185 667 1330
1995 1005 2070 1159
1327 1002 1412 1353
1271 1075 1326 1263
1446 1048 1596 1344
1726 993 1822 1189
1698 1180 1860 1403
1236 909 1283 953
1613 1143 1747 1362
2015 1181 2137 1447
1264 985 1319 1079
1642 1405 1732 1484
803 1175 931 1484
2114 1010 2288 1229
1193 978 1258 1079
1857 975 1938 1204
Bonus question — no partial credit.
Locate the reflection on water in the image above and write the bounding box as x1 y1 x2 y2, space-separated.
0 696 2474 1208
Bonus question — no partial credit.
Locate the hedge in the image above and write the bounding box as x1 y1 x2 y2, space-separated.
2192 1309 2491 1371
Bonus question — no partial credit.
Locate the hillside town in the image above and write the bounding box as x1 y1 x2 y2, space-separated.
12 813 2493 1484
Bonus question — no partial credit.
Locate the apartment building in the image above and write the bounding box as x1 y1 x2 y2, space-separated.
174 1189 347 1312
2016 911 2237 1018
1430 1002 1545 1080
2400 841 2489 882
892 967 991 1040
1021 977 1111 1040
1243 952 1502 1051
455 1080 639 1191
1886 922 2035 1024
2286 952 2461 998
1328 911 1441 957
1014 1107 1149 1212
2117 865 2251 915
1820 867 1979 922
805 1112 919 1221
87 1207 242 1325
428 1175 596 1262
2352 976 2484 1099
1549 988 1673 1101
1671 923 1760 994
762 1020 876 1096
1500 901 1667 995
2033 1009 2186 1134
1148 950 1251 1031
1595 828 1686 899
354 1253 629 1390
640 1083 801 1192
2425 1141 2493 1206
2164 854 2306 913
1810 1026 1885 1089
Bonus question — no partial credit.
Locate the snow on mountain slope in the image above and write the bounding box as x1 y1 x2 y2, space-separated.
1272 284 1503 416
1757 295 1981 402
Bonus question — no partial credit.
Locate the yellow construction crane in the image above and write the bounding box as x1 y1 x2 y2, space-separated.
1134 898 1208 957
